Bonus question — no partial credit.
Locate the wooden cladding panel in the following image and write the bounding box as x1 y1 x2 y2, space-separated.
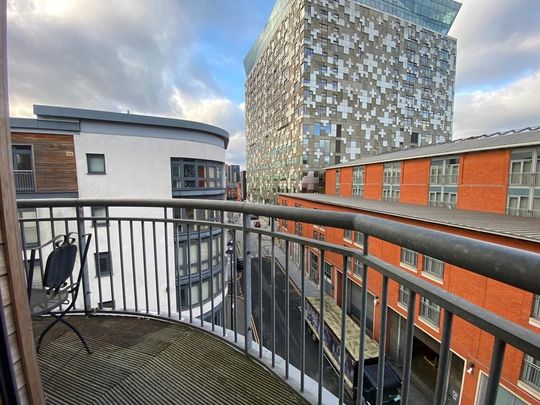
19 385 29 405
1 273 11 306
11 132 77 193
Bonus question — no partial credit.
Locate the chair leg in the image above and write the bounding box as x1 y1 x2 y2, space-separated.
36 317 61 353
58 317 92 354
36 314 91 354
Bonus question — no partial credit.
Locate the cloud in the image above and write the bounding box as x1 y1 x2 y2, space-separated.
170 89 246 168
450 0 540 90
453 71 540 139
7 0 253 168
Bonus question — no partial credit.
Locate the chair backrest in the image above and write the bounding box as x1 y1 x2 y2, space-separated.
42 237 78 290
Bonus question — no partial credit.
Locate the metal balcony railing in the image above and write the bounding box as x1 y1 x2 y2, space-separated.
382 174 400 185
506 207 540 219
508 172 539 186
429 174 458 185
17 198 540 405
428 199 457 209
14 170 35 192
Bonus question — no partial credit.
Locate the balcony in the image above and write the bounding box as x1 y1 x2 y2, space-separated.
17 198 540 405
382 174 400 185
13 169 35 192
34 315 305 404
509 171 540 186
506 206 540 219
429 174 458 185
428 199 457 209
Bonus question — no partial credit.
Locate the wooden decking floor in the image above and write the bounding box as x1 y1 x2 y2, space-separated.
34 315 307 405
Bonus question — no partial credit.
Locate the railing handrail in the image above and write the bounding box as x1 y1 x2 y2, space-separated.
18 197 540 296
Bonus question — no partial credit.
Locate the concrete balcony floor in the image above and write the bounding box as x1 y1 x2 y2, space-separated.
33 315 307 404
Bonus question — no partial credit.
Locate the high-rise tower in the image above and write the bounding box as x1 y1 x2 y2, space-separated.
244 0 461 203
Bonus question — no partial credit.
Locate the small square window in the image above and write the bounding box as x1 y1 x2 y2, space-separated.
95 252 112 277
87 154 106 174
91 207 108 226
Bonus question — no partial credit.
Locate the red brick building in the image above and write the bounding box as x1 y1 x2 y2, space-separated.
279 127 540 404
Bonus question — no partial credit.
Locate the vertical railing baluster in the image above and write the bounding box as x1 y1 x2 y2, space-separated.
401 290 417 404
49 207 56 239
233 230 237 342
18 219 29 271
434 310 454 404
141 221 149 313
271 218 276 367
376 275 389 405
300 243 306 392
285 239 290 379
243 214 253 353
356 235 369 405
105 207 115 310
318 250 326 405
94 217 103 307
129 220 138 312
187 223 193 324
164 208 171 318
258 232 263 358
198 223 203 327
118 220 127 310
76 207 91 313
485 338 506 405
210 225 215 331
55 214 65 312
174 217 181 320
220 211 226 336
152 221 160 315
338 254 349 404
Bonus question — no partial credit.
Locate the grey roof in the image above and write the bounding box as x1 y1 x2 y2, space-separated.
33 105 230 148
328 126 540 169
10 117 80 132
281 193 540 243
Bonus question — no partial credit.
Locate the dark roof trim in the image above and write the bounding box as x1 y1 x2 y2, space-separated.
10 117 80 132
33 105 230 148
279 193 540 244
327 127 540 170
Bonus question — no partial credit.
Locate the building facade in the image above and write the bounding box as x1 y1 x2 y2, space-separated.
245 0 461 203
226 164 241 184
11 105 229 321
278 127 540 404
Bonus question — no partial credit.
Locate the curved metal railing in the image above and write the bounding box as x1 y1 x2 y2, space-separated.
18 198 540 405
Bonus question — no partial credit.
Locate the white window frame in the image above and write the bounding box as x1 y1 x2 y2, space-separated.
419 296 441 329
400 247 418 271
520 354 540 393
475 371 529 405
398 285 410 309
422 256 444 282
352 166 365 197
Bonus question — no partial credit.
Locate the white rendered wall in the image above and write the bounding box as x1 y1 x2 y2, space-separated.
64 130 228 319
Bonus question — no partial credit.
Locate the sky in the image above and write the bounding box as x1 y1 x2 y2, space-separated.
7 0 540 169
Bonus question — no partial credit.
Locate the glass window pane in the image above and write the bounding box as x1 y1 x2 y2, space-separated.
87 154 105 173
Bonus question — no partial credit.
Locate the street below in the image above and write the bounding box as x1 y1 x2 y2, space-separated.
247 256 354 404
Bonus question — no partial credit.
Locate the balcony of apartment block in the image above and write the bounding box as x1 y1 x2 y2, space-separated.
506 207 540 219
13 169 35 192
427 199 457 209
429 174 458 185
16 198 540 405
508 171 540 187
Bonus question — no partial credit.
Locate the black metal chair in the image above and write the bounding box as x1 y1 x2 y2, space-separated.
26 232 92 354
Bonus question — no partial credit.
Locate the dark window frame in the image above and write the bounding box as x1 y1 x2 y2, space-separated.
86 153 106 174
95 251 112 277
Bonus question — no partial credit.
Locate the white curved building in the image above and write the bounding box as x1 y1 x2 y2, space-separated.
12 105 230 321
